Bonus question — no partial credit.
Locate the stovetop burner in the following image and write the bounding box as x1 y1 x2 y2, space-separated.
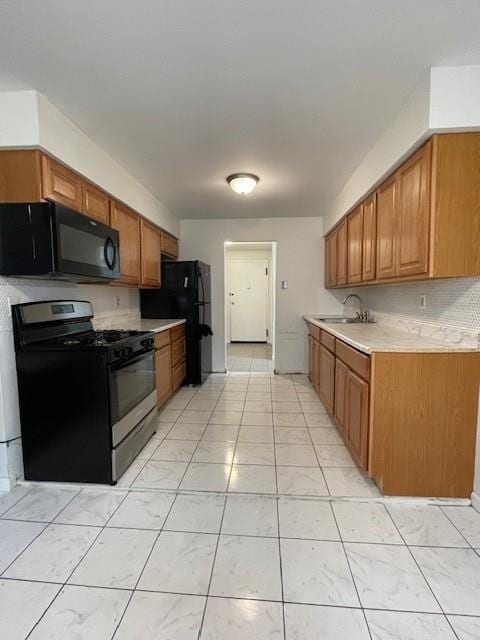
48 329 150 348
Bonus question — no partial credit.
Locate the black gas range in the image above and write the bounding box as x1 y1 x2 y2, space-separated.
13 300 158 484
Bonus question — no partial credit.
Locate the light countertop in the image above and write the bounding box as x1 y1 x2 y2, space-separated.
137 319 186 334
304 315 479 354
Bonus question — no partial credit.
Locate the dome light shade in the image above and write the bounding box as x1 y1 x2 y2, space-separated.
226 173 259 195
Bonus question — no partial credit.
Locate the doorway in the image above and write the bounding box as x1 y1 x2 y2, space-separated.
224 241 276 373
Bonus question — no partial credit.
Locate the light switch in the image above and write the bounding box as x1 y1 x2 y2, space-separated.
281 281 288 289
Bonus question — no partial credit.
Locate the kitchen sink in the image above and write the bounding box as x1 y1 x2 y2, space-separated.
314 316 375 324
315 316 361 323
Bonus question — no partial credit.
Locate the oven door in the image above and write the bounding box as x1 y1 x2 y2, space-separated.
109 350 156 446
52 204 120 281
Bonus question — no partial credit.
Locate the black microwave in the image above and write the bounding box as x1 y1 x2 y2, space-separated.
0 202 120 282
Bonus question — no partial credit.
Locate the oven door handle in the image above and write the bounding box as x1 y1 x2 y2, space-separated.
104 236 117 271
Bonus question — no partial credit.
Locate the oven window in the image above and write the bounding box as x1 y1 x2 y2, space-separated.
110 352 155 425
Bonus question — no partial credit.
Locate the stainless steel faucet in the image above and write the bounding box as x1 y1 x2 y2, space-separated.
342 293 369 322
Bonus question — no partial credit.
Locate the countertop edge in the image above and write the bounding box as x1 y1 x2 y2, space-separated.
141 319 186 334
303 316 480 354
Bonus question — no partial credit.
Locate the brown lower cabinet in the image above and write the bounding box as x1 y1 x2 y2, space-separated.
307 321 480 498
154 324 187 408
318 345 335 415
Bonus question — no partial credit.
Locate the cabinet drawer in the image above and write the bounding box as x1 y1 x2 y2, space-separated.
172 359 186 391
154 329 171 349
335 340 370 381
171 336 186 366
320 330 335 353
171 323 185 341
307 322 320 341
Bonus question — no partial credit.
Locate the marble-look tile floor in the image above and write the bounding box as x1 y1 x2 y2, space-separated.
1 371 479 639
227 342 274 372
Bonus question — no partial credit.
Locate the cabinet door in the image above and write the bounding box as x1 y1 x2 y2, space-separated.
362 193 376 281
156 345 172 408
347 205 363 283
395 142 431 277
110 201 141 285
376 176 397 279
140 219 162 287
334 358 348 438
319 345 335 415
172 360 187 391
325 232 337 288
346 369 369 469
308 335 315 385
82 182 110 224
161 232 179 259
314 339 322 393
336 220 348 285
41 155 82 211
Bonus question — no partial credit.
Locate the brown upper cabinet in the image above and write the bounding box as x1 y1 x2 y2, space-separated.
324 132 480 288
41 155 83 212
82 181 110 224
362 193 376 281
395 141 431 278
140 219 162 288
347 204 363 284
336 219 348 285
0 149 180 288
161 232 179 260
376 175 397 280
110 201 141 286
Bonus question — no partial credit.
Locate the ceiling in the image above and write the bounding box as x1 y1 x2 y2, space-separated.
0 1 480 220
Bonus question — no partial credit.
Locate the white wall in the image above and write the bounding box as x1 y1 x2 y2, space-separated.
0 91 38 145
430 65 480 130
37 94 179 236
0 90 179 236
323 74 431 231
180 217 341 374
226 245 274 345
324 65 480 233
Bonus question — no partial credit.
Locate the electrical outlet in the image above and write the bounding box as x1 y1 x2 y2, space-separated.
420 294 427 310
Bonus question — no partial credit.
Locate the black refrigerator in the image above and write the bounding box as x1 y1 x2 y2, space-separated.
140 260 212 385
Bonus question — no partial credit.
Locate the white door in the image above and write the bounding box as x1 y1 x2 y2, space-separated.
229 260 268 342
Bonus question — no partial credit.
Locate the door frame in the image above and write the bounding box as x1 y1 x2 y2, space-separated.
224 241 277 369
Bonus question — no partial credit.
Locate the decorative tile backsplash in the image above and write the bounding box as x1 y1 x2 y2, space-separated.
333 277 480 331
0 277 140 332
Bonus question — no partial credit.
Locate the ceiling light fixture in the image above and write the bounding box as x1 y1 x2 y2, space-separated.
226 173 259 195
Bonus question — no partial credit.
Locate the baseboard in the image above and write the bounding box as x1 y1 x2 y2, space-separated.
0 476 15 491
471 491 480 513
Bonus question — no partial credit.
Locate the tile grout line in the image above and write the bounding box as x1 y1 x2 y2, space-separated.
329 499 374 639
19 486 131 639
196 488 229 639
275 494 287 639
381 501 461 638
109 488 181 639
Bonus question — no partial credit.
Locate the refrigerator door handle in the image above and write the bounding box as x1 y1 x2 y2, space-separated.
184 277 188 288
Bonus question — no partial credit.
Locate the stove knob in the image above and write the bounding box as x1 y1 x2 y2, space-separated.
114 348 124 358
126 346 133 356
